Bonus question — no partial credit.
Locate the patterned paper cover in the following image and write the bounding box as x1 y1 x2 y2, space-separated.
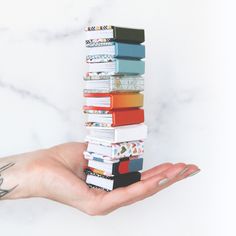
85 140 144 159
85 26 113 47
85 71 122 76
85 122 111 127
86 54 115 63
112 140 144 158
84 74 143 81
86 39 113 47
85 25 113 31
85 168 114 178
86 42 115 63
87 183 110 191
84 76 144 93
84 150 142 163
83 109 110 114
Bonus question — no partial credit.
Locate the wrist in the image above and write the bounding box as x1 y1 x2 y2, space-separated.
0 149 48 200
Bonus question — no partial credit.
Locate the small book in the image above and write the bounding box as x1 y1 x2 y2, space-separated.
84 93 143 110
84 151 120 163
83 75 144 93
86 124 148 143
85 108 144 127
85 140 144 159
85 25 145 47
88 59 145 75
85 168 141 191
87 156 143 175
86 42 145 62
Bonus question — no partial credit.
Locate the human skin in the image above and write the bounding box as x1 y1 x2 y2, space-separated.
0 142 200 215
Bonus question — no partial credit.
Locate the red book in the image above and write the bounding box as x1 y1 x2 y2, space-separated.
85 108 144 127
83 93 143 111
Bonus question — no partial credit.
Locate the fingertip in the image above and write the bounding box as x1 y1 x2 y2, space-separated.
185 164 201 177
176 164 201 180
188 164 200 170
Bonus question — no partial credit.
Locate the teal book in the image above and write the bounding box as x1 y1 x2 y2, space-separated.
86 42 145 62
88 59 145 75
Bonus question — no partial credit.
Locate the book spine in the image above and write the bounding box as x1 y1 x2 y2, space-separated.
113 172 141 189
115 43 145 59
113 27 145 44
116 59 145 74
111 93 144 110
112 158 143 174
112 109 144 126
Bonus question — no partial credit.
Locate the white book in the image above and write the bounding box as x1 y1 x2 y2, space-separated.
86 174 114 190
87 59 144 75
86 114 112 124
87 142 114 156
85 97 110 107
88 62 116 73
87 45 115 56
83 76 144 93
86 124 147 143
86 29 113 40
88 160 114 174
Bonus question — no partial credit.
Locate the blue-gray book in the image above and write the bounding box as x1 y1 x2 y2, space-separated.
87 42 145 61
88 59 145 75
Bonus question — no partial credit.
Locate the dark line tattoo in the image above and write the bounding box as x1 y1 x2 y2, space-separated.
0 162 18 198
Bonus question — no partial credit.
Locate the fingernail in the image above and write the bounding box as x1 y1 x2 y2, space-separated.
187 169 201 177
177 166 189 177
158 178 169 186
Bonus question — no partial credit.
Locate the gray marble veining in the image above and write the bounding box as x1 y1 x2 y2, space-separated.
0 0 225 235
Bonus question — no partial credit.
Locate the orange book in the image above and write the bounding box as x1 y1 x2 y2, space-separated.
85 108 144 127
83 93 143 110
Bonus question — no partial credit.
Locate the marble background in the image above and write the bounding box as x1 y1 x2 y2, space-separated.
0 0 234 235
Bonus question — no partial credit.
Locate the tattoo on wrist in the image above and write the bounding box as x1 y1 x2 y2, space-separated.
0 163 18 198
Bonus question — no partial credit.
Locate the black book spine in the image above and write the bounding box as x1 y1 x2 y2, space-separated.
113 27 145 44
113 172 141 189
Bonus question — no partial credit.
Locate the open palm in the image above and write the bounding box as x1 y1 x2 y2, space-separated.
31 142 199 215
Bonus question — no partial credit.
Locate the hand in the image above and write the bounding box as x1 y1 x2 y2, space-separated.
0 142 200 215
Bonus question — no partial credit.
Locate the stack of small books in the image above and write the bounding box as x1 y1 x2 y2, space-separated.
83 25 147 191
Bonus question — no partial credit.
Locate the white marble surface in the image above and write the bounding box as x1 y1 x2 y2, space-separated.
0 0 235 235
